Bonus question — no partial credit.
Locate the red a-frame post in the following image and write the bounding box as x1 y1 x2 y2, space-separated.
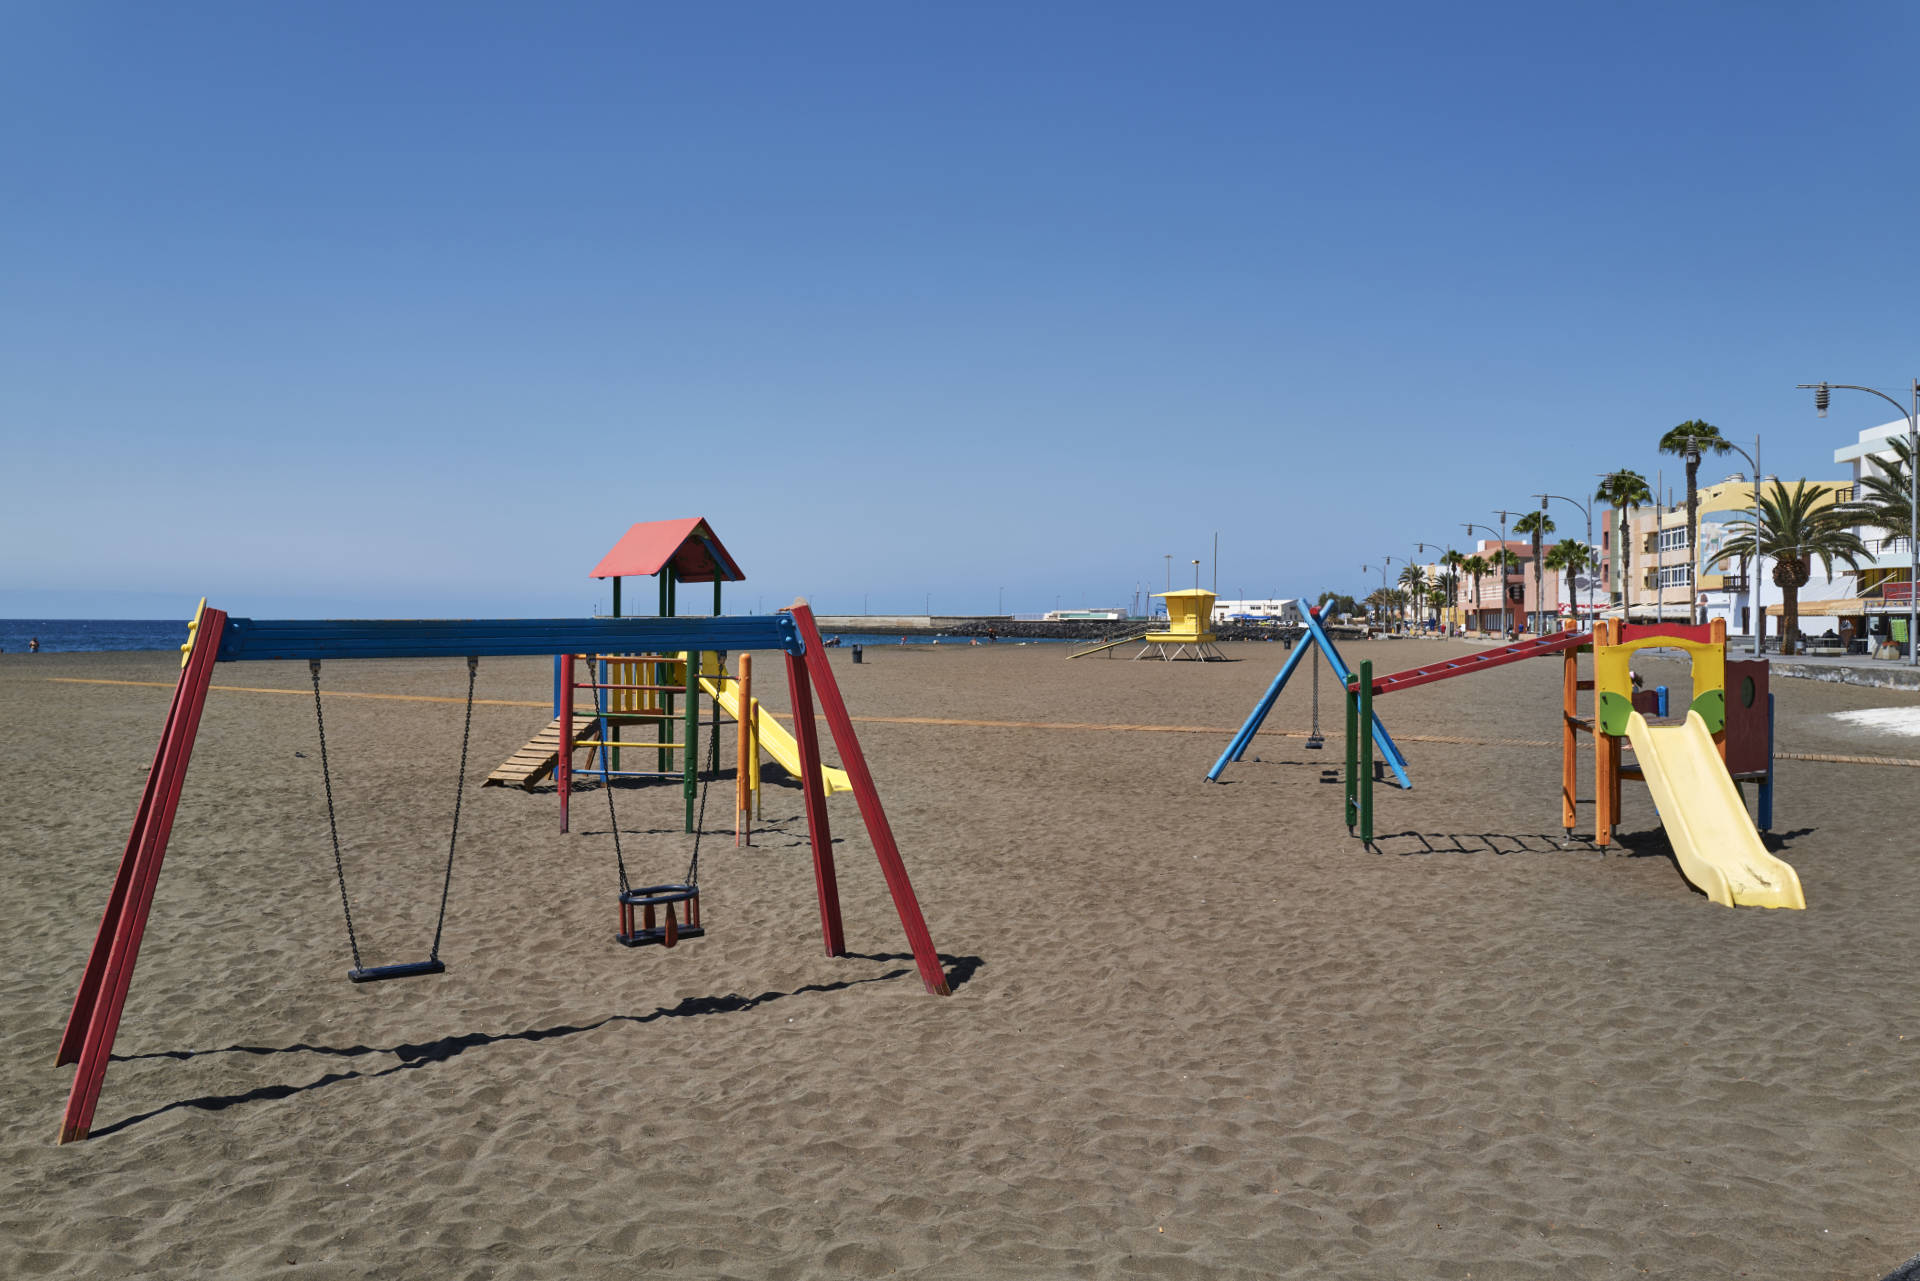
55 606 227 1143
784 602 949 996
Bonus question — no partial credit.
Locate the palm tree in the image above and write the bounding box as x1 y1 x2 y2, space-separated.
1706 480 1868 655
1318 591 1361 621
1432 570 1459 631
1543 539 1592 624
1460 555 1489 631
1397 564 1427 630
1658 420 1736 623
1512 510 1556 632
1842 434 1916 572
1426 584 1448 629
1440 549 1465 601
1595 470 1653 618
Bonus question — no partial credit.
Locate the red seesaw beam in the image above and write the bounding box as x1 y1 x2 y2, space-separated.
1368 629 1591 697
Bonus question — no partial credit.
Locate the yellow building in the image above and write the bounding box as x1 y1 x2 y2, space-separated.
1621 475 1854 638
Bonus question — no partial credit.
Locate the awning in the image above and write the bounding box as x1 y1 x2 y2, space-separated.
1765 599 1865 617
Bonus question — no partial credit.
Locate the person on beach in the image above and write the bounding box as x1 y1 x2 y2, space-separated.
28 638 39 652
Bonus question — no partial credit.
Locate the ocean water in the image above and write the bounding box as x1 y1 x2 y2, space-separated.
0 619 187 654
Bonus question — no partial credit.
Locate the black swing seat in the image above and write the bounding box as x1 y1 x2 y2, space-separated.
348 959 447 983
617 883 703 948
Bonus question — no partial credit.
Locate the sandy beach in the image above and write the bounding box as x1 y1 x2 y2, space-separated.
6 636 1920 1279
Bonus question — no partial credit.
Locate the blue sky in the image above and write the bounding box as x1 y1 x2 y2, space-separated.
4 2 1917 618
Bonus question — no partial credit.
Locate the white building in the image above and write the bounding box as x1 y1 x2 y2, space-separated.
1834 417 1917 646
1209 598 1306 626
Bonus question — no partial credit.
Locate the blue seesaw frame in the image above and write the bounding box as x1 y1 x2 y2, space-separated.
1205 606 1411 787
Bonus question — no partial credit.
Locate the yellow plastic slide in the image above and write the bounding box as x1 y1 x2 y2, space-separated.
1625 710 1805 909
700 676 853 795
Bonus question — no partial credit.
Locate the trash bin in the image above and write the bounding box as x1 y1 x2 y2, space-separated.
851 645 863 664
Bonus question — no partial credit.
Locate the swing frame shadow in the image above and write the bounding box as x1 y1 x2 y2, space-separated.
87 951 983 1142
53 600 951 1145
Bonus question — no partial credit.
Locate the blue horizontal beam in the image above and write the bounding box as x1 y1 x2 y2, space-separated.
213 615 802 662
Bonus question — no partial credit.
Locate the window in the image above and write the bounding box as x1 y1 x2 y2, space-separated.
1654 565 1693 588
1657 527 1689 552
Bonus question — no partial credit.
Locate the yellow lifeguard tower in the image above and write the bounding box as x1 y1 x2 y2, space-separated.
1136 589 1225 660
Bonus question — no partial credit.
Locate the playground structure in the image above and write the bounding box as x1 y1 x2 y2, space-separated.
485 518 852 815
53 597 950 1144
1580 619 1795 908
1216 613 1798 909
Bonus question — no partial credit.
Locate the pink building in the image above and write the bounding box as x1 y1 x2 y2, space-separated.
1442 540 1566 636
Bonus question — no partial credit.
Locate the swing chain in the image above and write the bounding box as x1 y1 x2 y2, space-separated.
606 746 630 894
603 651 720 899
429 655 479 963
310 659 365 972
686 664 724 886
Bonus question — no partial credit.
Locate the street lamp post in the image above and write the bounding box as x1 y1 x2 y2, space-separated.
1362 561 1391 630
1534 492 1596 627
1594 470 1648 624
1462 522 1500 635
1696 436 1764 657
1492 510 1514 638
1415 541 1451 633
1800 381 1920 667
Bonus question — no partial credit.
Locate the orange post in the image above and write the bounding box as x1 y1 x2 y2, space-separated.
1561 644 1578 832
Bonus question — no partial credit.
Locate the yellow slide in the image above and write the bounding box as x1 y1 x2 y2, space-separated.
1625 710 1804 909
700 675 853 795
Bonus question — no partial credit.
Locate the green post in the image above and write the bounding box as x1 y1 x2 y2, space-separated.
683 647 700 832
657 571 678 773
657 572 672 773
713 579 722 617
1345 674 1359 829
1357 660 1374 842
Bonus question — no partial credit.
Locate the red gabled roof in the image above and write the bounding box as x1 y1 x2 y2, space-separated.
589 518 745 583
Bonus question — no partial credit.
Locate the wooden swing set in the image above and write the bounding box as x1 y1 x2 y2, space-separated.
53 600 949 1144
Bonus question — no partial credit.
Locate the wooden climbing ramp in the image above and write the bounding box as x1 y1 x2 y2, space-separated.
484 714 602 789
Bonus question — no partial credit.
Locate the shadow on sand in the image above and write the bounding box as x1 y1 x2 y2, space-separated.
94 951 984 1140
